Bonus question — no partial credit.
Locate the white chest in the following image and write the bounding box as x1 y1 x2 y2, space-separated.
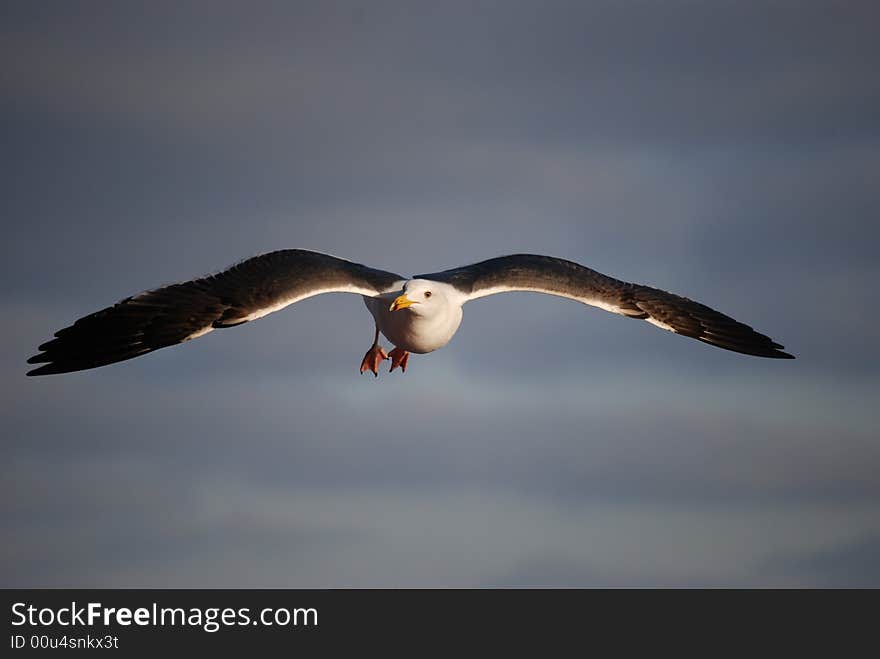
363 294 463 354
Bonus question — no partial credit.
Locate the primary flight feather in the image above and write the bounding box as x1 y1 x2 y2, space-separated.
26 249 794 377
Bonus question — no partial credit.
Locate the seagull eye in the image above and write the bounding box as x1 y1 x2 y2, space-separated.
424 291 432 298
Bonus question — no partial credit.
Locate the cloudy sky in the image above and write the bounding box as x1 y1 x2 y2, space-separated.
3 1 879 587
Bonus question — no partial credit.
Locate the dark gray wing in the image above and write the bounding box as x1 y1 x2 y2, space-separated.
27 249 405 375
417 254 794 359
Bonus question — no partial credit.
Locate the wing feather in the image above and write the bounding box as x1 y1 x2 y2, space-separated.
417 254 794 359
27 249 404 375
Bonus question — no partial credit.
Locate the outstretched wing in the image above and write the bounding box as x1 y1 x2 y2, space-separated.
27 249 405 375
417 254 794 359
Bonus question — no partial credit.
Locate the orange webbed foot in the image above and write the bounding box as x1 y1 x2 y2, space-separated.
360 344 389 377
389 347 410 373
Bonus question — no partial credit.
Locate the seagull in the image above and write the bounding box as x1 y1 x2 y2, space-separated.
26 249 794 376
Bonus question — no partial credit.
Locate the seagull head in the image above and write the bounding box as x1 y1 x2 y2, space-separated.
389 279 442 316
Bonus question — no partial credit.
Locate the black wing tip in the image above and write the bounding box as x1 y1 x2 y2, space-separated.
696 336 795 360
761 350 796 360
26 356 83 376
27 351 63 374
27 364 58 376
26 359 119 376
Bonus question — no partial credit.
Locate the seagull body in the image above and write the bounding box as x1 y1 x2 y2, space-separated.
365 282 464 354
27 249 793 377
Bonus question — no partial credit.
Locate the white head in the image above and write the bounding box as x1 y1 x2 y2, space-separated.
389 279 448 317
385 279 465 353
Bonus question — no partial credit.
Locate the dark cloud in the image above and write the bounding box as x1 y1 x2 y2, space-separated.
2 1 878 587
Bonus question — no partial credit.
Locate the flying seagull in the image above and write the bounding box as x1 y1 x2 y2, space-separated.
26 249 794 376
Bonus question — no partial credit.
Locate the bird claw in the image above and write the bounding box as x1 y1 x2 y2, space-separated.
359 345 389 377
389 347 410 373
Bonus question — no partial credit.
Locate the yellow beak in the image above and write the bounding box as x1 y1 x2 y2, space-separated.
389 294 416 312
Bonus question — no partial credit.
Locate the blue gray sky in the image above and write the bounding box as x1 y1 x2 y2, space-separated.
2 1 879 587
